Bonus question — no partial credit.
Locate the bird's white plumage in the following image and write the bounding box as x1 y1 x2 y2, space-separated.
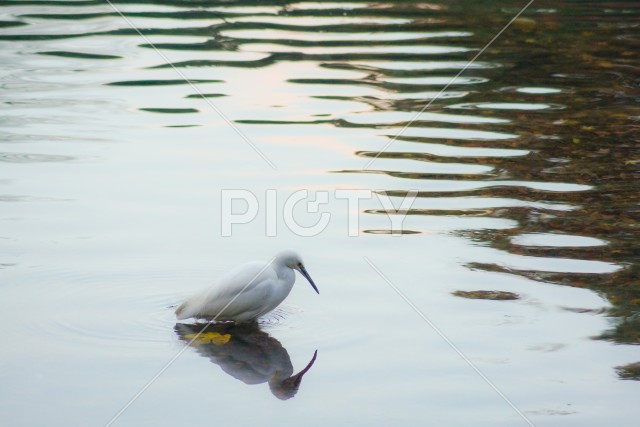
176 250 318 323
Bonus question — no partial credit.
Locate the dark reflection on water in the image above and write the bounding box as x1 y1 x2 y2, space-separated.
2 0 639 378
175 323 317 400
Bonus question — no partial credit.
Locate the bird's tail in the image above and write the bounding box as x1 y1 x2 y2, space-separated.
175 301 190 320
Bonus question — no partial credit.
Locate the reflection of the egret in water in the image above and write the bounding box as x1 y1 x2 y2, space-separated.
175 322 317 400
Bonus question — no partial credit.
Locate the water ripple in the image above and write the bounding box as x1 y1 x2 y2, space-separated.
0 152 75 163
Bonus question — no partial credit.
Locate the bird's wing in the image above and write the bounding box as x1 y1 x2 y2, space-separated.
211 261 277 300
176 261 277 320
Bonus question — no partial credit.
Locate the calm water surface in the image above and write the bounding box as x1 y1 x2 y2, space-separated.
1 1 639 426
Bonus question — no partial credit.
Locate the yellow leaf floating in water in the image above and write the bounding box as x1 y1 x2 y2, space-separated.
184 332 231 346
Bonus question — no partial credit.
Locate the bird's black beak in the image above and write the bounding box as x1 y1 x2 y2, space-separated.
299 266 319 294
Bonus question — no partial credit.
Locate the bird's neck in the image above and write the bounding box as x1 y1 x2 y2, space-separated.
274 262 295 283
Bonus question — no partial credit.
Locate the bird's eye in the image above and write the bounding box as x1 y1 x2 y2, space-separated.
298 262 302 267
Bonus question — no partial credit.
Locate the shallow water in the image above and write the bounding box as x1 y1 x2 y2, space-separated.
1 1 639 426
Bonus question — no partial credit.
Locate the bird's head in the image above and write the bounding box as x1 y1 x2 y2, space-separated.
276 250 319 294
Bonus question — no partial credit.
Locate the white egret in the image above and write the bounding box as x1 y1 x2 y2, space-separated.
175 250 319 323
